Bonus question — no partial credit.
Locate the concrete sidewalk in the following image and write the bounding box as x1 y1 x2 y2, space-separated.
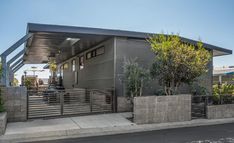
1 113 234 143
4 113 134 136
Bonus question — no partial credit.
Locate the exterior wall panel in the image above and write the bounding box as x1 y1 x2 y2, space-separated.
60 38 115 90
115 37 213 97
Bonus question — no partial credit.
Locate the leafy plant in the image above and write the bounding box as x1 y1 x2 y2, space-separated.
154 89 166 96
148 34 211 95
123 58 150 99
49 60 57 84
24 78 34 89
212 83 234 104
190 82 209 96
49 60 57 72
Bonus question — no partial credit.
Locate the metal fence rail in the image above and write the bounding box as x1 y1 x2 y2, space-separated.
27 88 113 119
191 94 234 119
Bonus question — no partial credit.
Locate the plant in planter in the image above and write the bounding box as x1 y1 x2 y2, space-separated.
148 34 211 95
49 60 57 84
123 59 150 106
213 83 234 104
24 78 34 90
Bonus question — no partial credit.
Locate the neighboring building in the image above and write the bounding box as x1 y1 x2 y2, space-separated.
213 66 234 85
0 23 232 112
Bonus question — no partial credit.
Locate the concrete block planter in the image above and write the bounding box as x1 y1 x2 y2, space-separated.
0 112 7 135
1 87 27 122
134 94 191 124
207 104 234 119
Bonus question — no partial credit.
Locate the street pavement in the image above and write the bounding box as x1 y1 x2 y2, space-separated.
26 123 234 143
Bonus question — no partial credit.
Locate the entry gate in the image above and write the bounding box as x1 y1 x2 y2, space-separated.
27 88 113 119
191 95 210 119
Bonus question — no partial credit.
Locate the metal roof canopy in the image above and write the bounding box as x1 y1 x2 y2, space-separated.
24 23 232 64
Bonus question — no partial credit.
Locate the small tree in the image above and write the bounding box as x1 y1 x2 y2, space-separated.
148 34 211 95
123 59 150 100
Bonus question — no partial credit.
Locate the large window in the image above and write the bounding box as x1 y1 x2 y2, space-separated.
79 56 84 70
86 46 104 60
72 59 76 72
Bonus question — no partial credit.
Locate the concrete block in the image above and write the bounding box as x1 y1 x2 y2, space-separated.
2 87 27 122
207 104 234 119
0 112 7 135
117 96 132 112
134 95 192 124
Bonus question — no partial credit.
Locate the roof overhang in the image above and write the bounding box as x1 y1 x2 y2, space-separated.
23 23 232 64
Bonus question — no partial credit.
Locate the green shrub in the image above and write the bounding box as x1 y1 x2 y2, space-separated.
212 83 234 104
190 82 209 96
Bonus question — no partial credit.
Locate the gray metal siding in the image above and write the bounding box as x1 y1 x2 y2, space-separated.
115 37 213 97
60 38 114 89
115 37 157 97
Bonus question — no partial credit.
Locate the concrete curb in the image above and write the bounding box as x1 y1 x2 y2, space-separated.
1 118 234 143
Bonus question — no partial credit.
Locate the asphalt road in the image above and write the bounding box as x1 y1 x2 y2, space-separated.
28 123 234 143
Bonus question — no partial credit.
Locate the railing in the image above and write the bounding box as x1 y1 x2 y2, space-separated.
27 88 114 119
191 94 234 119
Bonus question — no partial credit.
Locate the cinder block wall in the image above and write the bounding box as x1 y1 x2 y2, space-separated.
1 87 27 122
117 96 132 112
207 104 234 119
0 112 7 135
134 95 191 124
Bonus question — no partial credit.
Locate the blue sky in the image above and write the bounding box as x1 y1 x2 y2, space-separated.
0 0 234 82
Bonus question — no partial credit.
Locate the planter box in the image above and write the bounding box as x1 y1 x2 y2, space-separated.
2 87 27 122
0 112 7 135
207 104 234 119
134 95 191 124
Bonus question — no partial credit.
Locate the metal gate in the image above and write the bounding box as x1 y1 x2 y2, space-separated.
191 95 209 119
27 88 113 119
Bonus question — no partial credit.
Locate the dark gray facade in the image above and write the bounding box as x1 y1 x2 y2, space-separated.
58 38 115 89
59 36 213 112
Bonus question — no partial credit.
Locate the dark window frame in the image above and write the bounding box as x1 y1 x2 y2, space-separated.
86 46 105 60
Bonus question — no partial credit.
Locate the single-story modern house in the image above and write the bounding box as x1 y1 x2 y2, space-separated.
0 23 232 113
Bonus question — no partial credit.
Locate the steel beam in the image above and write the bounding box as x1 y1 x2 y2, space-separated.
0 33 32 86
13 63 24 73
0 33 32 57
7 49 25 66
10 58 23 70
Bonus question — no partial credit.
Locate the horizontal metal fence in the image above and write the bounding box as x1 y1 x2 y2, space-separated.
27 88 113 119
